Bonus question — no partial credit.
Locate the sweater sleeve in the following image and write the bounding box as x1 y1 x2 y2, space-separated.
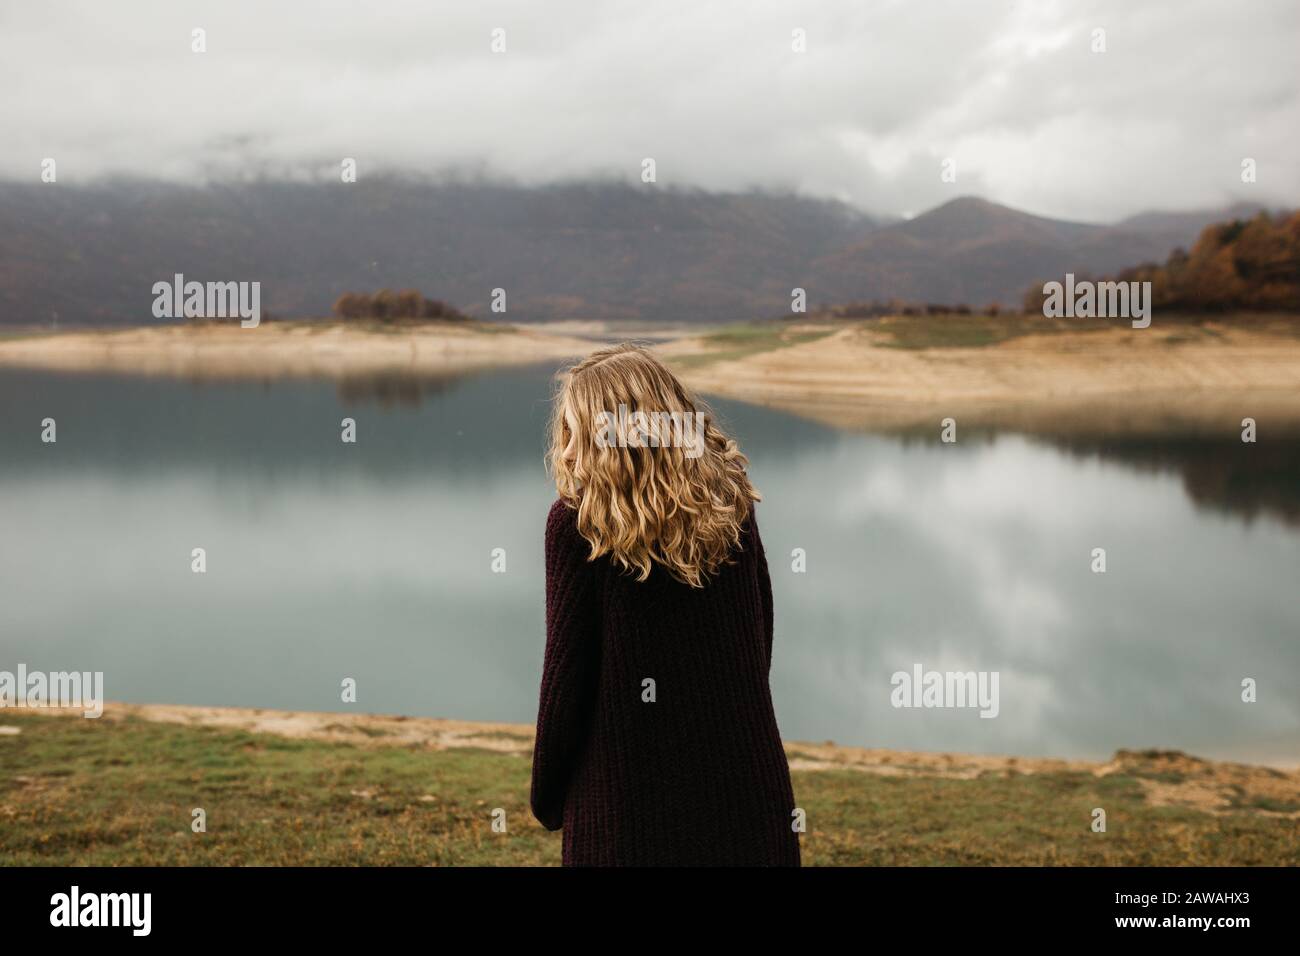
751 508 775 672
530 500 602 831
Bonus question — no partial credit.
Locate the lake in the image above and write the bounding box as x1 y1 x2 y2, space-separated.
1 364 1296 764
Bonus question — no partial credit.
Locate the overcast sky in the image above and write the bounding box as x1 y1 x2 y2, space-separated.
2 0 1297 221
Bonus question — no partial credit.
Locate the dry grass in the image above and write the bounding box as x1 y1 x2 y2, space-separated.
3 707 1295 866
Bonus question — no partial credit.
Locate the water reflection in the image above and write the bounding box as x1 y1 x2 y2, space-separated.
336 371 468 409
1048 437 1300 527
0 366 1295 763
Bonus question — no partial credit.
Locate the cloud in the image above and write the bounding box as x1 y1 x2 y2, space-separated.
2 0 1296 219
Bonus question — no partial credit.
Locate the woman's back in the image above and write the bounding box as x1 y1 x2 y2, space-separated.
532 498 800 866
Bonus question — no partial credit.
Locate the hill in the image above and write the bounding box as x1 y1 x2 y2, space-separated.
0 179 1261 326
806 197 1262 309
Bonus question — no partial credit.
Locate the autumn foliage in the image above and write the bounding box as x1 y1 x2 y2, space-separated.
1024 211 1300 314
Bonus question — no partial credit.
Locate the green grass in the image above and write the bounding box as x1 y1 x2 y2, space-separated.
799 768 1294 865
0 329 68 343
669 313 1117 362
1 713 1295 866
673 312 1300 359
671 320 837 368
849 310 1300 350
871 312 1118 349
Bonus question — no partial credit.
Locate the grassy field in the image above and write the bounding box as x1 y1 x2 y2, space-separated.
667 311 1300 360
667 320 838 368
864 310 1300 349
869 311 1116 349
2 711 1295 866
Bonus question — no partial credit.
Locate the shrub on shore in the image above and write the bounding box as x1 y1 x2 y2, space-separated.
332 289 471 323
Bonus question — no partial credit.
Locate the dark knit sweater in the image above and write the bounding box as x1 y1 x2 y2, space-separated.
531 498 800 866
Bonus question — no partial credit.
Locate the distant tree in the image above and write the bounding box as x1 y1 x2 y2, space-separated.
332 292 368 320
371 289 397 320
395 289 423 318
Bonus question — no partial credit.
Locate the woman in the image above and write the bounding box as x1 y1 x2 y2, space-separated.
531 343 800 866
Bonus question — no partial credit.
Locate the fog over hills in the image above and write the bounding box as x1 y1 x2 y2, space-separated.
0 180 1265 326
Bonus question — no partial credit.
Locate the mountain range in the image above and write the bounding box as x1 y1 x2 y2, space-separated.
0 178 1266 326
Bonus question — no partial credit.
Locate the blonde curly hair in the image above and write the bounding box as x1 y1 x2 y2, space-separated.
547 343 761 588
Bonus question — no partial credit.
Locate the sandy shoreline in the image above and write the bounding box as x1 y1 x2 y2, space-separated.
0 320 591 380
667 318 1300 437
3 317 1298 440
8 701 1298 817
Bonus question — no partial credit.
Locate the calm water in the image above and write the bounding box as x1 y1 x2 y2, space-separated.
1 365 1297 764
